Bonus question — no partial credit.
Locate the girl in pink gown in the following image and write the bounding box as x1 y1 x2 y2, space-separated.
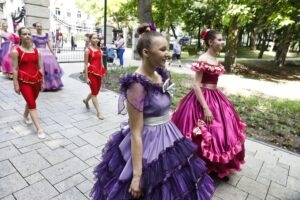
172 29 246 179
2 33 20 78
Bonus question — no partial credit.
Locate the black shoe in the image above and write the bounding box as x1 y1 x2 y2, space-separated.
221 176 230 182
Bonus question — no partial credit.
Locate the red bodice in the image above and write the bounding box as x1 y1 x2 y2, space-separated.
16 47 43 84
191 59 225 84
87 48 106 77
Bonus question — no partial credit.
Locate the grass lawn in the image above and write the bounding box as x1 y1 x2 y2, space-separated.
104 66 300 154
179 46 300 60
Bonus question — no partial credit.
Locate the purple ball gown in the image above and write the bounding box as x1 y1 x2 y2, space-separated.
172 59 246 178
0 34 9 66
91 68 215 200
32 33 63 90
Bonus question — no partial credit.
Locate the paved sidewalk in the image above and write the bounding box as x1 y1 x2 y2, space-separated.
0 63 299 200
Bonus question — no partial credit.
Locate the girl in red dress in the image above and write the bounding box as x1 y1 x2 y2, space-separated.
12 27 45 139
83 33 106 119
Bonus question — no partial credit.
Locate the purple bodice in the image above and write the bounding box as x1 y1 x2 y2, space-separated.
118 67 172 118
32 33 49 48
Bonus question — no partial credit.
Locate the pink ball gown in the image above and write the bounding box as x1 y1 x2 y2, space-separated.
172 58 247 178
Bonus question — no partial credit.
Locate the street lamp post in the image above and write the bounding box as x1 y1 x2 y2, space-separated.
102 0 107 69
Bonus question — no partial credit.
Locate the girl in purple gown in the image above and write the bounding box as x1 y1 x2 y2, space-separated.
32 22 63 90
0 22 10 72
172 29 246 179
90 24 215 200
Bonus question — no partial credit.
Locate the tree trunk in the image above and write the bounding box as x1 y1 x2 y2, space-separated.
237 28 244 47
133 0 153 59
275 26 294 67
224 16 238 72
258 30 268 58
250 28 256 50
138 0 153 23
170 24 177 39
246 32 250 47
197 25 201 48
257 33 262 49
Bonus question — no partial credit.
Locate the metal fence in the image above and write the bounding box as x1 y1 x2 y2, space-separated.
54 47 85 63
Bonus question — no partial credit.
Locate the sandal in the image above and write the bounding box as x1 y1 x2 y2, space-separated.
97 113 104 120
83 99 90 109
37 129 46 139
23 117 32 125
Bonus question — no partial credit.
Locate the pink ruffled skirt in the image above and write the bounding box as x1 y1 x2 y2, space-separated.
172 87 246 178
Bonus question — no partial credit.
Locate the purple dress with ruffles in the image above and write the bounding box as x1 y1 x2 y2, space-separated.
172 59 247 178
91 68 215 200
32 33 63 90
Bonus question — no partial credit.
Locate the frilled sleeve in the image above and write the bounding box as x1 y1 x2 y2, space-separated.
191 60 207 72
191 60 225 75
118 75 147 115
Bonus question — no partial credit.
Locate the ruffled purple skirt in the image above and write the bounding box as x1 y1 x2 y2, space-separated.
91 121 215 200
172 87 246 178
0 41 9 65
38 48 63 90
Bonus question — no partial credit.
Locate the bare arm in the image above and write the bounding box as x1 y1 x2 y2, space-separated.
192 71 214 123
37 51 44 76
0 37 2 49
12 50 20 94
47 40 55 56
127 99 143 198
84 49 90 83
37 51 44 90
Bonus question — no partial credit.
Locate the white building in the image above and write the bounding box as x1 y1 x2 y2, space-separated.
0 0 25 32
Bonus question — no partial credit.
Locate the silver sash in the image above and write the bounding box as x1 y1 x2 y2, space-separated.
144 114 170 126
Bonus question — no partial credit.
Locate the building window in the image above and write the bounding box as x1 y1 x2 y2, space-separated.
77 11 81 18
55 8 60 16
67 10 71 17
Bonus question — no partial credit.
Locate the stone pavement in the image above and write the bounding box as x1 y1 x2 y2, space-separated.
0 63 299 200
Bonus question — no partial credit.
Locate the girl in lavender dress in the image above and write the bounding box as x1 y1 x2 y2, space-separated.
172 29 246 179
32 22 63 90
0 22 10 72
90 24 215 200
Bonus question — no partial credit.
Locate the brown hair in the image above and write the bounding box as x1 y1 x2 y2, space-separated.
18 27 29 36
88 33 97 40
201 29 220 47
136 24 163 57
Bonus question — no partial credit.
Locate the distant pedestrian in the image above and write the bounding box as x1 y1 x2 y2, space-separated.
71 34 76 51
115 33 125 67
170 37 182 67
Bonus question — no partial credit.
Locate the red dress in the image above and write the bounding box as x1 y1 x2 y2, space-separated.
87 47 106 95
16 47 43 109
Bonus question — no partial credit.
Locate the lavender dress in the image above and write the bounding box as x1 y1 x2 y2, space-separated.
0 35 9 65
32 33 63 90
91 68 215 200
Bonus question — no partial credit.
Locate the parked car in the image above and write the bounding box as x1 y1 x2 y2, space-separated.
179 36 190 46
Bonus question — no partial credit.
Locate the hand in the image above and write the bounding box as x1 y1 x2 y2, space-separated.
203 107 214 124
41 82 45 91
14 84 20 95
129 176 142 199
86 78 91 85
